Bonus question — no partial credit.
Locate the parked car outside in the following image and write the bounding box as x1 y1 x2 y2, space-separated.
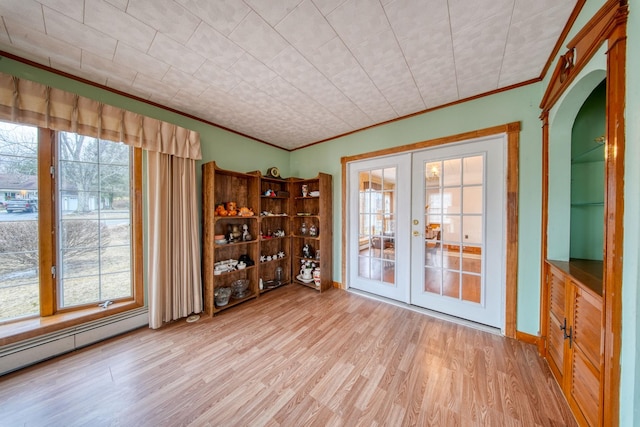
5 199 38 213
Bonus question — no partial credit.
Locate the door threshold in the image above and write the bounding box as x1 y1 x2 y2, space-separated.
347 288 502 336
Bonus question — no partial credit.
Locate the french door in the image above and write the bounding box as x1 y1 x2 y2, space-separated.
348 136 506 328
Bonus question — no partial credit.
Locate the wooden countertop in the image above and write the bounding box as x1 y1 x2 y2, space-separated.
547 258 603 296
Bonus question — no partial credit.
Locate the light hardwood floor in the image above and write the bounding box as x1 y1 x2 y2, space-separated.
0 285 576 426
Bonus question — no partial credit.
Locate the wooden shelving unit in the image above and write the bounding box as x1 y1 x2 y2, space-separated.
202 162 260 316
255 173 291 294
203 164 333 316
290 173 333 292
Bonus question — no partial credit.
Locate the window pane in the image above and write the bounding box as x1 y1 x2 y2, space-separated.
58 133 132 308
0 122 40 321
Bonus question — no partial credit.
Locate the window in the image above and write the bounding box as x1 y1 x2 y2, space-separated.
0 121 142 325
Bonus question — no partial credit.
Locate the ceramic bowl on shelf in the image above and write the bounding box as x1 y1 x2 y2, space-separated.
231 279 250 298
214 287 231 306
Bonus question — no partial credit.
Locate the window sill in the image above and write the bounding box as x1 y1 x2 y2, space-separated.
0 301 144 347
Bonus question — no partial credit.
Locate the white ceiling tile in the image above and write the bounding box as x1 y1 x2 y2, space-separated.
512 0 576 22
51 58 102 82
229 11 289 63
39 0 83 22
43 7 117 59
275 0 336 53
193 60 241 93
162 67 207 98
327 0 388 47
81 50 137 86
499 1 577 87
126 0 200 45
113 43 169 81
132 73 178 102
350 29 424 115
312 0 348 16
105 73 136 91
448 0 514 34
186 22 246 70
175 0 250 36
0 0 46 32
85 0 156 53
331 66 393 117
309 36 358 78
4 16 82 65
0 45 51 67
228 53 278 88
452 13 511 95
244 0 303 26
148 33 205 75
105 0 128 11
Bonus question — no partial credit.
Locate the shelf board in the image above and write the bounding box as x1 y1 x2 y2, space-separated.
294 279 321 290
215 239 258 248
213 292 257 313
292 234 321 240
214 215 258 221
260 281 289 294
571 202 604 206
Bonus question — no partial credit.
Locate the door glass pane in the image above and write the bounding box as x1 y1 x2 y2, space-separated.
58 133 132 308
0 122 40 321
443 158 461 186
422 154 485 305
463 156 483 185
357 167 396 285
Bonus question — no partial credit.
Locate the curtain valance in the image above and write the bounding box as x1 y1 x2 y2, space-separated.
0 72 201 160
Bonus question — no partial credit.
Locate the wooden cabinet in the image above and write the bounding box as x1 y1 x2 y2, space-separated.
202 162 260 315
203 163 333 315
290 174 333 292
545 261 604 426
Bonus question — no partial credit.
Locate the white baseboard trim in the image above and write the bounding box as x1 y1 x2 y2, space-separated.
0 307 148 375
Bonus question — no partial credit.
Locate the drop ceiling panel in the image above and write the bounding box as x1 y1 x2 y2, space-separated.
0 0 578 149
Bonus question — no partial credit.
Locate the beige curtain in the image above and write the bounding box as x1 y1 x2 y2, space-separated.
148 152 202 328
0 72 201 159
0 71 203 328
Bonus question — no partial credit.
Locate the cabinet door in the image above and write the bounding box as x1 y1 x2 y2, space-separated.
568 284 603 426
546 265 567 383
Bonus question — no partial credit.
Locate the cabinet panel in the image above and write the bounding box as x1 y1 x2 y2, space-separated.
572 285 603 369
544 261 603 427
570 348 600 427
546 266 567 382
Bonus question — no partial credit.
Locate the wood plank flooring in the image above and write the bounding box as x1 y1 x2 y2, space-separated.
0 285 576 426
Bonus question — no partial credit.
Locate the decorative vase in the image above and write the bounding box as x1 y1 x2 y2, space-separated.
313 268 321 287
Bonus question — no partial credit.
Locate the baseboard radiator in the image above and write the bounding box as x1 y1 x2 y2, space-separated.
0 307 148 375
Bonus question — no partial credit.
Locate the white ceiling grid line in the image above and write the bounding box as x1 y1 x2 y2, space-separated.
0 0 577 149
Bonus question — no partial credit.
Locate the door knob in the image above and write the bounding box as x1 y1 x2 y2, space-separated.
413 219 419 225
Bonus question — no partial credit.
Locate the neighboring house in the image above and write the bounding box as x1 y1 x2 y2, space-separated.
0 173 37 205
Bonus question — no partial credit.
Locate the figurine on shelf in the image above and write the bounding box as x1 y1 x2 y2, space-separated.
300 222 308 235
302 243 314 259
309 224 317 237
302 184 309 197
242 224 252 241
227 224 234 243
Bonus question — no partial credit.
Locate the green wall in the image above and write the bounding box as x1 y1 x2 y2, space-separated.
570 81 605 260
